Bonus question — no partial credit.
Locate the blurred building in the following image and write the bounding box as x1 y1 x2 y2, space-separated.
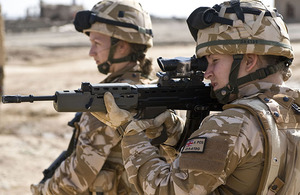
275 0 300 23
5 1 83 33
40 0 83 22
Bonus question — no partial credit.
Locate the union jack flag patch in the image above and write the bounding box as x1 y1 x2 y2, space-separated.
182 137 206 153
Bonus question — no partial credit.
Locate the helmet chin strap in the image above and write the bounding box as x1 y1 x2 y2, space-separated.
213 54 292 104
97 62 111 75
236 59 292 86
97 39 119 75
97 38 139 75
213 54 243 104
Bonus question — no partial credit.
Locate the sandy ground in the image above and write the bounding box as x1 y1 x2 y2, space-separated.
0 23 300 194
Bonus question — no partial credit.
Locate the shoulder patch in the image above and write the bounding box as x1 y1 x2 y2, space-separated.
182 137 206 153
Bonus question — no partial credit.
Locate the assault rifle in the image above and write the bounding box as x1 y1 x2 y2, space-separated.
2 55 222 149
2 56 223 182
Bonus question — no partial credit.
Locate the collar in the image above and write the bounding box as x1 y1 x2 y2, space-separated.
101 64 140 83
237 82 298 99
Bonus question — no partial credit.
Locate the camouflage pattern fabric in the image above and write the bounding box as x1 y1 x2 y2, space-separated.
195 0 294 60
84 0 153 48
148 110 184 147
30 66 145 195
91 93 184 144
226 83 300 195
121 82 299 194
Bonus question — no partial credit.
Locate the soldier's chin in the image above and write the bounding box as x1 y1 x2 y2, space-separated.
212 85 220 91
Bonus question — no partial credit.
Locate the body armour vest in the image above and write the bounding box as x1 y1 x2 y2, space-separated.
224 92 300 195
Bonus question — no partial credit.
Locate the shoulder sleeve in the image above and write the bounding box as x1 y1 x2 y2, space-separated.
179 107 264 193
179 108 245 173
35 112 121 194
122 108 264 194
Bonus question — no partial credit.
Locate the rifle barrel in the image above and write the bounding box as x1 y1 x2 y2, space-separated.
2 95 56 103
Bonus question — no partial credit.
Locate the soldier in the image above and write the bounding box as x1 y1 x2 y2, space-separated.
0 4 5 98
91 0 300 194
30 0 183 194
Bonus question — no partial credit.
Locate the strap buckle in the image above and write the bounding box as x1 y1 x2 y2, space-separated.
116 121 132 137
230 0 245 22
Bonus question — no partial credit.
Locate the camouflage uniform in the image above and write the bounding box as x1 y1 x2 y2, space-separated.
225 83 300 194
121 82 300 194
31 66 147 195
31 0 155 194
90 0 299 194
119 1 297 193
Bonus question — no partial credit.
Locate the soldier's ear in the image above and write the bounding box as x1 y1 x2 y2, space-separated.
116 40 131 54
243 54 258 72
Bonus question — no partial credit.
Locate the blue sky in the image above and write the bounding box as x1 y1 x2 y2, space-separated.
0 0 274 19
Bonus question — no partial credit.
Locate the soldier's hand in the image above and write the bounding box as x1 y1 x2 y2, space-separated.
91 92 134 129
92 92 155 136
92 92 184 138
149 110 184 146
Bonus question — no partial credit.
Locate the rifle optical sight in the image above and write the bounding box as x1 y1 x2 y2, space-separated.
157 55 208 73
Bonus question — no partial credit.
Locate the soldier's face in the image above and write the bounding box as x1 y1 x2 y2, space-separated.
88 32 111 66
204 54 233 91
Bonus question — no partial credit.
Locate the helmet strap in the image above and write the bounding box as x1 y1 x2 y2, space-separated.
97 45 116 74
213 56 292 104
237 59 292 86
230 0 245 22
97 38 140 74
97 62 111 74
213 54 243 104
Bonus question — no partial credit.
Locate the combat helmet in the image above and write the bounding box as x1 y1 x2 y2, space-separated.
74 0 153 74
187 0 294 104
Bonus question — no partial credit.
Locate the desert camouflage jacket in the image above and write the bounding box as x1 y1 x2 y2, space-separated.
122 82 299 195
31 65 148 195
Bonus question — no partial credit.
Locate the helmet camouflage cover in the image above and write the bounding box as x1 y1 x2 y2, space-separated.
189 0 294 59
84 0 153 48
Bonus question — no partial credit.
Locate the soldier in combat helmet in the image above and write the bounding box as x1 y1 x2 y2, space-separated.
31 0 183 194
91 0 300 194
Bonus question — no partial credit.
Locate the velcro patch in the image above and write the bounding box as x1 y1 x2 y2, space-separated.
182 137 206 153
